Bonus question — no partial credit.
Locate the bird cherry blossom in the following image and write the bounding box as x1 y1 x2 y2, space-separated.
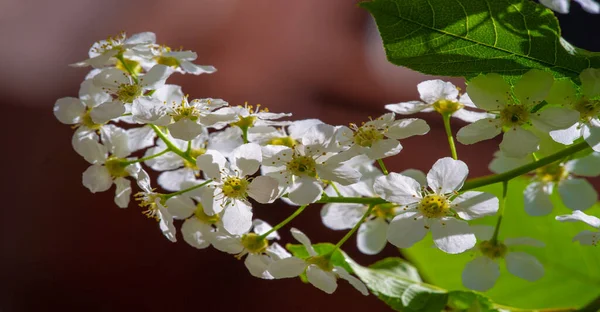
556 210 600 246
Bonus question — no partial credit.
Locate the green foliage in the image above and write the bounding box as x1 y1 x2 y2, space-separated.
402 177 600 310
360 0 600 84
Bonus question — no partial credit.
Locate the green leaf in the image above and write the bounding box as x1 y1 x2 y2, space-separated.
360 0 600 84
402 177 600 310
447 291 498 312
286 242 353 273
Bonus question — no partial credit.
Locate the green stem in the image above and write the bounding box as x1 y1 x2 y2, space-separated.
491 180 508 244
149 124 196 164
462 140 590 192
162 180 213 200
442 113 458 160
332 204 375 251
328 181 343 197
241 127 249 144
116 54 139 84
122 149 170 165
259 205 308 240
377 159 389 175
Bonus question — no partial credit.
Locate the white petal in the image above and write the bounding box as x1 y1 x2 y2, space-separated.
385 101 430 114
514 69 554 107
456 118 502 145
288 119 324 140
500 128 539 158
531 107 579 132
140 64 174 89
90 101 126 124
181 218 213 249
268 257 307 279
318 162 361 186
100 125 130 158
288 177 323 206
333 266 369 295
232 143 262 177
374 173 421 205
357 218 388 255
488 150 532 174
399 169 427 186
418 80 459 103
82 165 112 193
306 265 337 294
549 123 582 145
199 186 222 216
245 254 273 279
556 210 600 228
385 118 430 140
196 150 227 181
524 182 554 216
158 168 196 192
466 73 510 111
577 0 600 13
505 252 544 281
573 230 600 246
565 152 600 177
222 200 253 235
211 231 244 254
165 195 196 219
113 177 131 208
252 219 279 240
266 243 290 260
453 191 499 220
54 97 85 124
366 139 402 160
431 218 476 254
167 119 205 141
387 212 428 248
131 97 169 124
157 204 177 242
290 227 317 256
248 176 280 204
321 203 365 230
180 60 217 75
462 256 500 291
546 79 577 106
558 178 597 211
583 122 600 152
452 109 491 123
471 225 494 241
126 126 156 152
540 0 570 13
504 237 545 247
427 157 469 194
208 126 244 157
72 130 107 164
92 68 129 90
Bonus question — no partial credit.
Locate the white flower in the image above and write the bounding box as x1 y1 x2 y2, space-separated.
546 68 600 151
556 210 600 246
211 220 289 279
456 70 579 158
81 125 154 208
374 158 499 254
523 153 599 215
385 79 491 123
196 143 280 235
539 0 599 14
248 119 324 147
261 124 360 205
149 46 217 75
228 103 292 130
267 228 369 295
134 170 177 242
70 32 156 68
462 226 545 291
336 113 430 160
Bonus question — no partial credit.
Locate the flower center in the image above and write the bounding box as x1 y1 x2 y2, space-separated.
535 163 567 183
433 99 464 115
183 148 206 170
371 203 396 219
171 101 201 122
306 255 333 271
105 157 129 178
81 110 103 130
267 136 296 148
418 194 450 218
135 192 163 221
232 115 257 129
500 104 529 127
479 240 507 259
155 55 180 67
573 98 600 122
116 83 143 103
353 124 384 147
222 176 249 199
287 155 317 177
194 203 220 224
240 233 268 254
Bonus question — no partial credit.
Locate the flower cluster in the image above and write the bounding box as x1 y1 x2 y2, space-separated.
55 31 600 296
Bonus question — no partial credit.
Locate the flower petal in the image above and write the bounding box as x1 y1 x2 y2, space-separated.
580 67 600 97
374 173 421 205
462 256 499 291
514 69 553 107
90 101 126 124
466 73 510 111
181 218 213 249
556 210 600 228
141 64 174 89
385 101 430 114
357 218 388 255
500 128 539 158
333 266 369 295
427 157 469 194
531 107 579 133
222 200 253 235
453 191 499 220
288 177 322 206
165 195 196 219
321 203 365 230
158 168 196 192
431 218 476 254
549 123 582 145
524 182 554 216
385 118 430 140
82 165 112 193
573 230 600 246
196 150 227 181
418 80 459 104
248 176 280 204
290 228 317 256
245 254 273 279
387 212 428 249
558 178 597 211
505 252 544 281
232 143 262 177
456 118 502 145
113 177 131 208
268 257 307 279
306 265 337 294
54 97 85 124
565 152 600 177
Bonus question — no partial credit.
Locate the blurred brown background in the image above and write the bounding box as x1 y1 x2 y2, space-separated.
1 1 598 311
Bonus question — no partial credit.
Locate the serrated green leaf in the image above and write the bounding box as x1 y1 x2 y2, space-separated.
402 177 600 310
360 0 600 84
